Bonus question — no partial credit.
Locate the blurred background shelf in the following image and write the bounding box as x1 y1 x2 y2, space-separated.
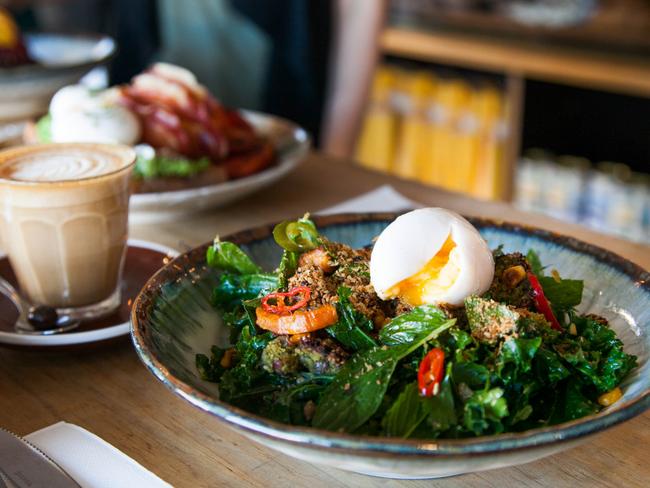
380 27 650 97
354 0 649 243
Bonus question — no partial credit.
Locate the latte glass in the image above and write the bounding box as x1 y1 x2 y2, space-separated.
0 143 135 321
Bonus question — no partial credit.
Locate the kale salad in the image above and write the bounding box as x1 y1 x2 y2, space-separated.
196 211 637 438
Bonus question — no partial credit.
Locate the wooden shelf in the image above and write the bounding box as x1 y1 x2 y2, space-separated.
381 27 650 98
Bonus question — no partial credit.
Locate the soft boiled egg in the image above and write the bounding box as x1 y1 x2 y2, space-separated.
370 208 494 306
49 85 141 145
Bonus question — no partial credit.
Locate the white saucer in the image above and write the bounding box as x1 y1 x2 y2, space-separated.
0 239 177 349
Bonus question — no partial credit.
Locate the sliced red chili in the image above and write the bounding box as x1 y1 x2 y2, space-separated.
527 272 562 331
261 286 311 315
418 348 445 397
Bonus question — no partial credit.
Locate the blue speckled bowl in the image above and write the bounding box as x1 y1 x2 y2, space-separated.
131 213 650 479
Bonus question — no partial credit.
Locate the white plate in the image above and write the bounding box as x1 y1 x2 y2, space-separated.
129 111 311 223
0 239 177 348
0 33 116 122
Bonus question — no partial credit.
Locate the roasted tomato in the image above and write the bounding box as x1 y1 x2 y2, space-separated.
255 305 338 335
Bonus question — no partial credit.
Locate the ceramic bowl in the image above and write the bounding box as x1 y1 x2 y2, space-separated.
0 33 116 122
130 213 650 479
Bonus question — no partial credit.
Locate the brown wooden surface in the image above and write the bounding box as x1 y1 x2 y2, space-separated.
381 27 650 98
1 153 649 487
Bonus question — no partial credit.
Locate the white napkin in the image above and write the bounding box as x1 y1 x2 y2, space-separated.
25 422 171 488
317 185 418 215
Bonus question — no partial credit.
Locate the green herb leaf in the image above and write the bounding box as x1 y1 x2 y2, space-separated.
549 379 599 423
379 305 449 345
277 250 300 290
526 249 544 276
313 318 455 432
497 337 542 383
422 364 457 432
213 273 279 310
196 345 227 382
463 387 509 435
382 382 427 438
452 362 489 390
538 276 583 315
327 287 376 351
218 326 274 402
535 347 570 384
206 240 262 275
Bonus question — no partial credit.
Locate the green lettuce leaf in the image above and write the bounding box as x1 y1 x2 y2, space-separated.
134 153 211 179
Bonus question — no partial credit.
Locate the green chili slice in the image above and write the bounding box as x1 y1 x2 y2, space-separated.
273 217 319 252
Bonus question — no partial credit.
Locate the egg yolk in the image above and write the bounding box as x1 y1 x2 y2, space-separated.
386 235 461 306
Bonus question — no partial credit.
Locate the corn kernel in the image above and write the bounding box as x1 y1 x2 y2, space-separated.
598 387 623 407
568 323 577 335
289 333 309 345
503 265 526 288
551 269 562 283
220 348 235 368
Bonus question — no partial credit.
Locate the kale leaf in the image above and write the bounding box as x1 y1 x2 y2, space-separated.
463 387 509 435
196 345 227 382
326 287 377 351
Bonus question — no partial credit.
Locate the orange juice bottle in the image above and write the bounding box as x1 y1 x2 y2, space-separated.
474 86 507 200
393 71 436 181
449 83 482 194
355 66 398 173
425 78 472 190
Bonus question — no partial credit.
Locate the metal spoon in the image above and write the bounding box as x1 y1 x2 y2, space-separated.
1 278 80 335
14 315 81 335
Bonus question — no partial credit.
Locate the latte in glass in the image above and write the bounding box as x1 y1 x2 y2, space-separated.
0 143 135 318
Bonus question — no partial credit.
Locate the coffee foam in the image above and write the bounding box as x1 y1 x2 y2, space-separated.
2 148 125 182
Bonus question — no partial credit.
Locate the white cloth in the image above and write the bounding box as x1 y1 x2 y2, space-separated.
317 185 418 215
25 422 171 488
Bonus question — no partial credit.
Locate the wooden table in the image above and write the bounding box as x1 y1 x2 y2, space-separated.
1 154 648 487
